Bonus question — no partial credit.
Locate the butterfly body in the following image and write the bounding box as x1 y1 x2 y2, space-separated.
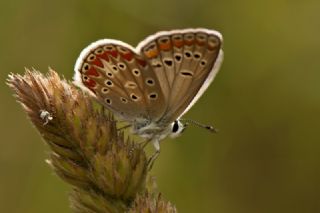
74 28 223 154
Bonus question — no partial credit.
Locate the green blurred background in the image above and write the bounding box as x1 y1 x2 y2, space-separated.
1 0 320 212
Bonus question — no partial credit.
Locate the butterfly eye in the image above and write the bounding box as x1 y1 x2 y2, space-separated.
170 120 186 138
172 120 179 133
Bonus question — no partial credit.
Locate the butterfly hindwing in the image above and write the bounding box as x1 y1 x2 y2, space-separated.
74 39 167 121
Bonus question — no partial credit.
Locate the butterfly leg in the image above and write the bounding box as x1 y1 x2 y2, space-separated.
117 124 132 131
147 139 160 171
137 138 153 148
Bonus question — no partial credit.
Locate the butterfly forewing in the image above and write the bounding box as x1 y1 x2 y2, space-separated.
74 40 167 121
173 33 222 116
137 29 223 125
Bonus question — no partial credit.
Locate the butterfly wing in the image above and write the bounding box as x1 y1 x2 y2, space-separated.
74 39 167 122
136 29 223 124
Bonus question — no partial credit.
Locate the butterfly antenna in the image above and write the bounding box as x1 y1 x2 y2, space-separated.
180 119 218 133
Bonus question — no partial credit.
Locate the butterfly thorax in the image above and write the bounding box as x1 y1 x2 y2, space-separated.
131 118 172 140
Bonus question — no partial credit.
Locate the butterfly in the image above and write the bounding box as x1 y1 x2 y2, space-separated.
74 28 223 166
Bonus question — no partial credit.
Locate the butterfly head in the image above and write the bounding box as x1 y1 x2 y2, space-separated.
131 118 186 141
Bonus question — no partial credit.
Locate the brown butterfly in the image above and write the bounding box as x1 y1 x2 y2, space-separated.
74 28 223 167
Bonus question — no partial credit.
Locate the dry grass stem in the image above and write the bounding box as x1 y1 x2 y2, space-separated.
7 68 177 213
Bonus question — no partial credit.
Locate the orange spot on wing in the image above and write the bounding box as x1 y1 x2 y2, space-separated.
173 40 184 48
196 40 206 46
92 58 103 67
159 43 172 51
184 39 194 46
84 78 96 89
145 49 158 58
85 67 100 77
106 50 118 58
121 52 134 61
136 58 147 67
98 52 110 62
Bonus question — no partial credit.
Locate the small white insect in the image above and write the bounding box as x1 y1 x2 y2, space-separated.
39 110 53 125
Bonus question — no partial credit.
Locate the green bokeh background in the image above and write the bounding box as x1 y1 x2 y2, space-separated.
1 0 320 212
